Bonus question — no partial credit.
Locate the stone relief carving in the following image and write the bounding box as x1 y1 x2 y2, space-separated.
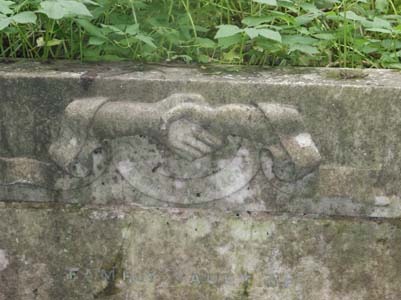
4 92 398 216
47 93 321 206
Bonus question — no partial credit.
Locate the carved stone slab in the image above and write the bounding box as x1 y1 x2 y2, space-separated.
43 94 320 210
1 63 401 218
2 64 401 300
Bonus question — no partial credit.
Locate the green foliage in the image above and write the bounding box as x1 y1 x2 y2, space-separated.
1 0 401 68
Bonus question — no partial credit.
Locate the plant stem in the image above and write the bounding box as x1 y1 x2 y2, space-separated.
129 0 138 24
43 19 55 60
342 0 348 67
181 0 198 39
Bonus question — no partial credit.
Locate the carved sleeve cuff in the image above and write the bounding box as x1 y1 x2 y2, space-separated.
49 97 110 177
257 103 321 181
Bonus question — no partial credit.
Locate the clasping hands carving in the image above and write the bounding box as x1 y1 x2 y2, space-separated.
167 119 224 161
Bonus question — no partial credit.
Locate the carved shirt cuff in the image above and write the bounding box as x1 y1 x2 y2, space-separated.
49 97 110 177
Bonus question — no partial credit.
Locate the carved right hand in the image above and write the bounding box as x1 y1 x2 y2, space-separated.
167 119 224 161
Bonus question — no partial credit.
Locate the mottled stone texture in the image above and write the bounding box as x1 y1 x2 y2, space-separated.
0 204 401 300
1 62 401 216
1 62 401 299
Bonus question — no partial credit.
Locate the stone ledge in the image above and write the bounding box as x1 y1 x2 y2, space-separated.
1 61 401 89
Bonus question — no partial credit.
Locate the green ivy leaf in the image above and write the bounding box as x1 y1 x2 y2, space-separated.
38 1 64 19
217 34 243 49
81 0 100 5
196 37 216 48
300 3 321 13
289 44 319 54
12 11 36 24
316 0 339 9
0 16 10 30
381 39 401 49
0 0 13 15
46 38 62 46
0 10 35 29
313 33 336 40
136 34 156 48
195 25 209 33
198 54 210 63
125 24 139 36
88 36 105 46
39 0 92 20
253 0 277 6
244 28 282 42
244 28 259 39
242 16 274 27
61 0 92 18
101 24 125 35
258 28 282 42
376 0 388 13
386 63 401 69
171 54 193 63
76 19 107 40
371 17 392 29
296 13 321 25
215 25 243 39
341 11 367 22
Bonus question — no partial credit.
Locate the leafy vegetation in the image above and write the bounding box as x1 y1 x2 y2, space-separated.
1 0 401 68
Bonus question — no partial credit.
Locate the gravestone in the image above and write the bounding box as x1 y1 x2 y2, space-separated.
1 62 401 299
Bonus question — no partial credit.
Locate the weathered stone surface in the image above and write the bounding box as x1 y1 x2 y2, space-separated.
1 62 401 217
0 204 401 300
42 93 320 213
2 62 401 299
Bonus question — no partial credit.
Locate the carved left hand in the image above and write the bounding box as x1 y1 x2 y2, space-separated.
167 119 224 161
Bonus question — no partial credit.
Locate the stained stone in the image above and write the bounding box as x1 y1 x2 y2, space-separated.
1 61 401 299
